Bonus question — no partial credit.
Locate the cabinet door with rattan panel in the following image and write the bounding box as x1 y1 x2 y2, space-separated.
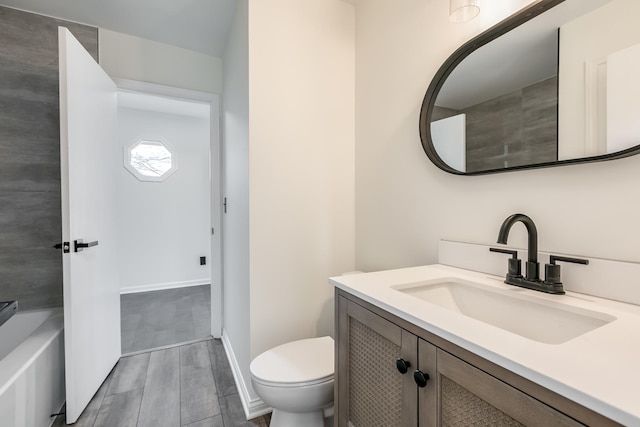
434 349 583 427
336 296 421 427
417 339 438 427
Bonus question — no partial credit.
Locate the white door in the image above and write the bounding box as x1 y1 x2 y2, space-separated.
607 43 640 154
58 27 121 423
431 114 467 172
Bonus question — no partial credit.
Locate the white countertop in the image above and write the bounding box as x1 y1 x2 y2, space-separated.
330 264 640 426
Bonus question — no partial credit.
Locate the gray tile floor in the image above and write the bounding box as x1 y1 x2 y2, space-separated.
53 339 271 427
121 285 212 354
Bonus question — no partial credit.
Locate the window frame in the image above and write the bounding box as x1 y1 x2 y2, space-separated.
124 137 178 182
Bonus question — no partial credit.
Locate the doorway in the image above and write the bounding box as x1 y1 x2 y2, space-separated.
114 80 222 354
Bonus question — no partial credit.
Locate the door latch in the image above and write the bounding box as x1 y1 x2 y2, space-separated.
53 242 70 254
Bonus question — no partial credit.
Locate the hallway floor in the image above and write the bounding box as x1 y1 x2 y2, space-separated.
121 285 211 354
53 339 271 427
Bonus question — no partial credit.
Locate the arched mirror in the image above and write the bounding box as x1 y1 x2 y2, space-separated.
420 0 640 175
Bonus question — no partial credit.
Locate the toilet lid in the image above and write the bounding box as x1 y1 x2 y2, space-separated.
250 336 334 385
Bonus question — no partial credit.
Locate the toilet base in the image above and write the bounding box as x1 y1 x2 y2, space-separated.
270 408 325 427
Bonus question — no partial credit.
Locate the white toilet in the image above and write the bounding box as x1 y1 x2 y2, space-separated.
250 336 334 427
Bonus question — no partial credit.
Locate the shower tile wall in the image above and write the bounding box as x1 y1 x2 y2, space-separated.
465 77 558 172
432 77 558 173
0 6 98 309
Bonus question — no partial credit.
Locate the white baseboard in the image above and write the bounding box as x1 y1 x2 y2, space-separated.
120 278 210 294
49 402 66 427
221 332 272 420
121 337 213 357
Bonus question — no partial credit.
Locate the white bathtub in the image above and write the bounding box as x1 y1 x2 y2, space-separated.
0 308 65 427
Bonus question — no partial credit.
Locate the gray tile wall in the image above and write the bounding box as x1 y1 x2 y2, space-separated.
0 6 98 310
463 77 558 173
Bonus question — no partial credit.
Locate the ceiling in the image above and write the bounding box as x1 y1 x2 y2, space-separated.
0 0 236 57
118 90 211 119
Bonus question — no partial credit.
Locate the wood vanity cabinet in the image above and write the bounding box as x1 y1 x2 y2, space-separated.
335 289 621 427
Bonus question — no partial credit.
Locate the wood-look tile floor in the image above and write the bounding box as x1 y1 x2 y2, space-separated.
53 339 271 427
121 285 212 354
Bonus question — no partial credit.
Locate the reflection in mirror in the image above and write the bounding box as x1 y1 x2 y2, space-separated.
423 0 640 174
433 26 558 172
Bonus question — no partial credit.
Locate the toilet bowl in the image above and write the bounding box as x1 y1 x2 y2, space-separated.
250 336 334 427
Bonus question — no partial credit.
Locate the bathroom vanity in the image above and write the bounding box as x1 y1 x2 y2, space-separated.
331 265 640 426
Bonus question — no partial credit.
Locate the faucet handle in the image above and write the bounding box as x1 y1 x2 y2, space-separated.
489 248 522 279
544 255 589 287
549 255 589 266
489 247 517 258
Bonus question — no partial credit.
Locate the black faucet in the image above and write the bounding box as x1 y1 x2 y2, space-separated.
497 213 539 281
491 214 589 294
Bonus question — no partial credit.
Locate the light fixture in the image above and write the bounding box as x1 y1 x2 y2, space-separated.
450 0 480 23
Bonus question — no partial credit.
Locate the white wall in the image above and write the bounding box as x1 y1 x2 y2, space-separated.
248 0 355 358
221 0 252 404
607 43 640 154
221 0 356 415
116 103 211 293
558 0 640 159
249 0 355 356
99 28 223 94
354 0 640 275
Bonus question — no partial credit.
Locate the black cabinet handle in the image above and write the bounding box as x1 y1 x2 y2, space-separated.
74 239 98 253
414 370 430 388
396 358 411 374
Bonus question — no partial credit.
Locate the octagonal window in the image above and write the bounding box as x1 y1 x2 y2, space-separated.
125 139 177 182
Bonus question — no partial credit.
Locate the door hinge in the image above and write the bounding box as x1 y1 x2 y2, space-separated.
53 242 70 254
223 197 227 214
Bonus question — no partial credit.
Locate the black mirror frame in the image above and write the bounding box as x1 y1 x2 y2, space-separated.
419 0 640 175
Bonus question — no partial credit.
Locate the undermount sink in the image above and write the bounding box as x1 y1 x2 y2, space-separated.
392 278 616 344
